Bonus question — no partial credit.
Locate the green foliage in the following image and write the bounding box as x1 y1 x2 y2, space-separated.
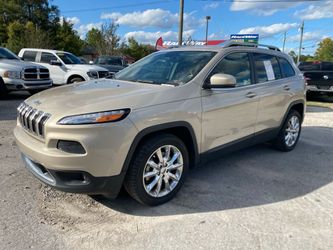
0 0 81 54
315 38 333 61
120 37 155 61
55 20 83 55
288 50 314 63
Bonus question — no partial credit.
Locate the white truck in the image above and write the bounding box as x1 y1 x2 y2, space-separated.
18 49 109 85
0 47 52 96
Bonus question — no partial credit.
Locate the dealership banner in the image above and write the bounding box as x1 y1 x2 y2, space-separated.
155 37 225 50
230 34 259 44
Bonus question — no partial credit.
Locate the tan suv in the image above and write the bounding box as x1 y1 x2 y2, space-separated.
14 42 306 206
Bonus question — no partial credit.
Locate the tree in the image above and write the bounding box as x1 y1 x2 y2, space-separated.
55 19 83 55
315 38 333 61
288 50 314 63
6 21 26 53
85 22 120 55
120 37 155 61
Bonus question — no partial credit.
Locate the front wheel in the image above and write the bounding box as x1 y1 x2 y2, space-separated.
124 134 189 206
273 110 302 152
68 77 85 84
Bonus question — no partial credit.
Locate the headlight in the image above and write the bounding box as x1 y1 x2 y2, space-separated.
3 70 21 79
57 109 130 125
87 71 98 79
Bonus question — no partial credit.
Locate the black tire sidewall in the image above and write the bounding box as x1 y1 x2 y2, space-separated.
126 134 189 206
278 110 302 151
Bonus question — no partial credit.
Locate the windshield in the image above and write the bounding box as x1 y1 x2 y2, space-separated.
0 48 20 60
56 52 82 65
115 50 217 85
96 57 123 66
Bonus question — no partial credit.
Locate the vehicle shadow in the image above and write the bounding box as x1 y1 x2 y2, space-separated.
97 126 333 216
0 92 29 121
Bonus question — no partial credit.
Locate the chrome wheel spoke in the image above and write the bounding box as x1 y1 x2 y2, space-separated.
164 145 171 162
147 160 159 170
284 115 300 147
167 163 183 171
155 177 163 196
144 171 157 179
156 148 164 163
167 172 179 182
168 152 180 165
146 176 160 192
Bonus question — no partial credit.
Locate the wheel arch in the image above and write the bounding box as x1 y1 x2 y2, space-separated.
122 122 200 176
66 74 85 84
281 100 305 127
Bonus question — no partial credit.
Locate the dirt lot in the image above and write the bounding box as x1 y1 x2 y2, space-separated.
1 92 333 250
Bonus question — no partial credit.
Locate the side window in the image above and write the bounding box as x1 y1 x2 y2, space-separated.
253 53 282 83
208 52 252 87
278 57 295 78
23 51 37 62
40 52 58 63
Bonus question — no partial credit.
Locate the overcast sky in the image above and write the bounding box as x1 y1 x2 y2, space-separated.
54 0 333 54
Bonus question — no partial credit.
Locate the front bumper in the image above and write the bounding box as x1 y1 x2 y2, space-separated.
22 154 124 197
4 78 53 91
307 85 333 93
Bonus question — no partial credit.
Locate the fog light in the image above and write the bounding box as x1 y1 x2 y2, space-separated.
57 140 86 154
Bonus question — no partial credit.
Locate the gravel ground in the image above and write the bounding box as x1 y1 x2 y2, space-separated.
0 92 333 250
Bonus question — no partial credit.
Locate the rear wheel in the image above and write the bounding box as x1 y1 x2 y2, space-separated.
273 110 302 152
124 134 189 206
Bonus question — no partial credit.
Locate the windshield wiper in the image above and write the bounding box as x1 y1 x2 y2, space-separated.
136 79 157 84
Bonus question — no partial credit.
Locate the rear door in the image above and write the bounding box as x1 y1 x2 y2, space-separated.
253 53 295 132
201 52 259 152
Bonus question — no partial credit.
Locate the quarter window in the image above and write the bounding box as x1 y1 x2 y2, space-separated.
22 51 37 62
278 58 295 78
40 52 58 63
207 52 252 87
254 53 282 83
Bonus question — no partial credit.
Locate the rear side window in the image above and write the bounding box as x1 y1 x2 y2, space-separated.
22 51 37 62
253 53 282 83
278 58 295 78
40 52 58 63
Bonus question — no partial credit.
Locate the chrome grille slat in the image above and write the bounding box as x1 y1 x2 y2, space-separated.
22 67 50 81
17 103 51 139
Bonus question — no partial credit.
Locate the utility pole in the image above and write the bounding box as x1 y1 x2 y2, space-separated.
297 21 304 64
178 0 184 46
205 16 211 45
282 31 287 52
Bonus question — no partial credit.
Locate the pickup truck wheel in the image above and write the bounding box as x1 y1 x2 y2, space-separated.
68 77 84 84
124 134 189 206
0 78 8 97
273 110 302 152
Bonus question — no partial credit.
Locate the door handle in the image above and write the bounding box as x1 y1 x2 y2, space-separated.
283 85 290 91
246 92 256 98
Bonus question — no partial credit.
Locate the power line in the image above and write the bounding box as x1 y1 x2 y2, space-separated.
61 0 177 14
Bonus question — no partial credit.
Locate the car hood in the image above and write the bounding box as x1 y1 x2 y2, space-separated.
0 59 47 71
65 64 108 72
24 79 176 117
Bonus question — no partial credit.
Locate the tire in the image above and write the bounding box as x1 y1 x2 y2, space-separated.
124 134 189 206
68 76 85 84
273 110 302 152
28 90 42 95
0 78 8 98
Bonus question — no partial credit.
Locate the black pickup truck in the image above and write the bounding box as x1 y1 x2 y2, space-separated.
299 61 333 97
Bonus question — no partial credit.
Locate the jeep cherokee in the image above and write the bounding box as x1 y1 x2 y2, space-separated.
14 41 306 206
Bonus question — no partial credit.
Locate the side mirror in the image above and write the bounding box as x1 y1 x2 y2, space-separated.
89 61 94 65
50 60 63 66
207 73 236 89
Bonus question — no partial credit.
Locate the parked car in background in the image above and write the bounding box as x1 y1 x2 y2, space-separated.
0 47 52 96
15 42 305 206
18 49 109 85
92 56 128 76
299 61 333 97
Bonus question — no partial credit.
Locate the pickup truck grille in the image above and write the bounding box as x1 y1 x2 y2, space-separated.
23 68 50 81
17 103 51 138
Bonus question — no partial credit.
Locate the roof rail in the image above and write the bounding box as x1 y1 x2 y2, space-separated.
223 41 281 52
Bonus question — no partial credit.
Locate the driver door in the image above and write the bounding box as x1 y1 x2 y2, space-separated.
201 52 259 152
38 52 66 84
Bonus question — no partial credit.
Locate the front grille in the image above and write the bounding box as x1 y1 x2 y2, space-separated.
17 103 51 138
317 85 331 90
98 71 109 78
23 67 50 81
